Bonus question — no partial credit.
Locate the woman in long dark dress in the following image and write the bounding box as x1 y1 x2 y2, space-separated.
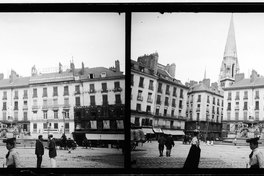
183 130 201 168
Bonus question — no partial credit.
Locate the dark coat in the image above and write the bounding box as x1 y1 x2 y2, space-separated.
35 139 44 156
158 136 166 146
183 144 201 168
165 136 175 150
48 139 57 158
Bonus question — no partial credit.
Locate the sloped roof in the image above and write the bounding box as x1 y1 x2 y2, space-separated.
30 71 74 84
0 77 30 89
226 77 264 89
79 67 123 80
189 82 223 96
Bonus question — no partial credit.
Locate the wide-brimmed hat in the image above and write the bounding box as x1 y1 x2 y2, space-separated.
3 138 16 145
246 137 260 144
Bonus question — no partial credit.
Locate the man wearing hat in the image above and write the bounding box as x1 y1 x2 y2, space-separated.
246 137 264 168
3 138 21 168
46 134 57 168
35 135 44 168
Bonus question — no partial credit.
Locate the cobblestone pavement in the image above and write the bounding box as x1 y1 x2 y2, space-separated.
0 146 124 168
131 141 261 168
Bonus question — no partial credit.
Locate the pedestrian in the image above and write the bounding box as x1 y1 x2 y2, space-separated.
246 137 264 168
46 134 57 168
165 134 175 157
183 130 201 168
158 134 166 157
3 137 21 168
210 136 214 145
67 138 73 153
35 135 44 168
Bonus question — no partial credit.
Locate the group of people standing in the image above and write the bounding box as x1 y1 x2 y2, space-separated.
4 134 57 168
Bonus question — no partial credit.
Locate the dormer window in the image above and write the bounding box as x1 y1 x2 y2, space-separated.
101 72 106 78
89 74 94 79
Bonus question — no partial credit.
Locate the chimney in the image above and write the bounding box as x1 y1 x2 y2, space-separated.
211 82 218 89
115 60 120 72
59 62 62 73
235 73 245 82
189 80 198 87
152 52 158 75
70 60 75 75
81 62 85 75
250 70 258 83
9 70 18 83
168 63 176 78
203 78 210 88
0 73 4 80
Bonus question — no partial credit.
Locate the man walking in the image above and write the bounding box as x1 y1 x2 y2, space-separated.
46 134 57 168
158 134 166 157
35 135 44 168
165 134 175 157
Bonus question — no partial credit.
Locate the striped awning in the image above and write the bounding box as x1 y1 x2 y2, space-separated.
153 128 163 133
85 133 124 140
142 128 154 134
162 129 185 136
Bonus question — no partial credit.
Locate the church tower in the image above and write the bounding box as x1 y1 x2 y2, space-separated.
219 14 240 89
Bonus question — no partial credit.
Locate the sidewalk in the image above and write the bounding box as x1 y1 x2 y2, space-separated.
131 141 253 168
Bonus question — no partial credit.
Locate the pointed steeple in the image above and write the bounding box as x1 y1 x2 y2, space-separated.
224 14 237 58
219 14 240 89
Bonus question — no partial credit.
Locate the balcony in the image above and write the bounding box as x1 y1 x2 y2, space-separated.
113 87 122 92
227 97 231 100
196 107 200 112
63 104 70 109
14 96 18 100
23 105 28 110
42 105 48 110
197 99 201 102
89 89 96 94
157 89 162 94
23 96 28 99
164 102 169 107
74 90 81 95
206 108 210 112
14 107 18 111
42 94 48 98
149 86 154 91
166 91 170 95
172 103 176 108
101 89 108 93
137 96 143 101
147 98 153 103
32 105 38 110
255 96 260 100
63 92 69 96
243 96 248 100
2 97 7 100
156 100 161 105
243 107 248 110
235 96 240 100
235 106 239 110
52 104 59 110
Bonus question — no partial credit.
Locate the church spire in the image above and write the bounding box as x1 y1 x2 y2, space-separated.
219 14 240 89
224 13 237 58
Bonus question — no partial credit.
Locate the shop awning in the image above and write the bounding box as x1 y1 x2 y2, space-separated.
153 128 163 133
142 128 154 134
85 133 124 140
163 129 185 136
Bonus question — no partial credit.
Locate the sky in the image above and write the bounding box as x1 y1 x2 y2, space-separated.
132 13 264 85
0 13 125 78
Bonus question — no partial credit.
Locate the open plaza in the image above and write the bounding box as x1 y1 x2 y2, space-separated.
131 141 256 168
0 145 123 168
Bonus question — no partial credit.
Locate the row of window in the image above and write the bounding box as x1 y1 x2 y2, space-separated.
2 94 122 111
226 111 258 121
75 120 124 130
1 82 122 99
227 101 259 111
227 90 260 100
188 112 222 123
189 94 223 106
131 74 184 98
33 122 69 131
